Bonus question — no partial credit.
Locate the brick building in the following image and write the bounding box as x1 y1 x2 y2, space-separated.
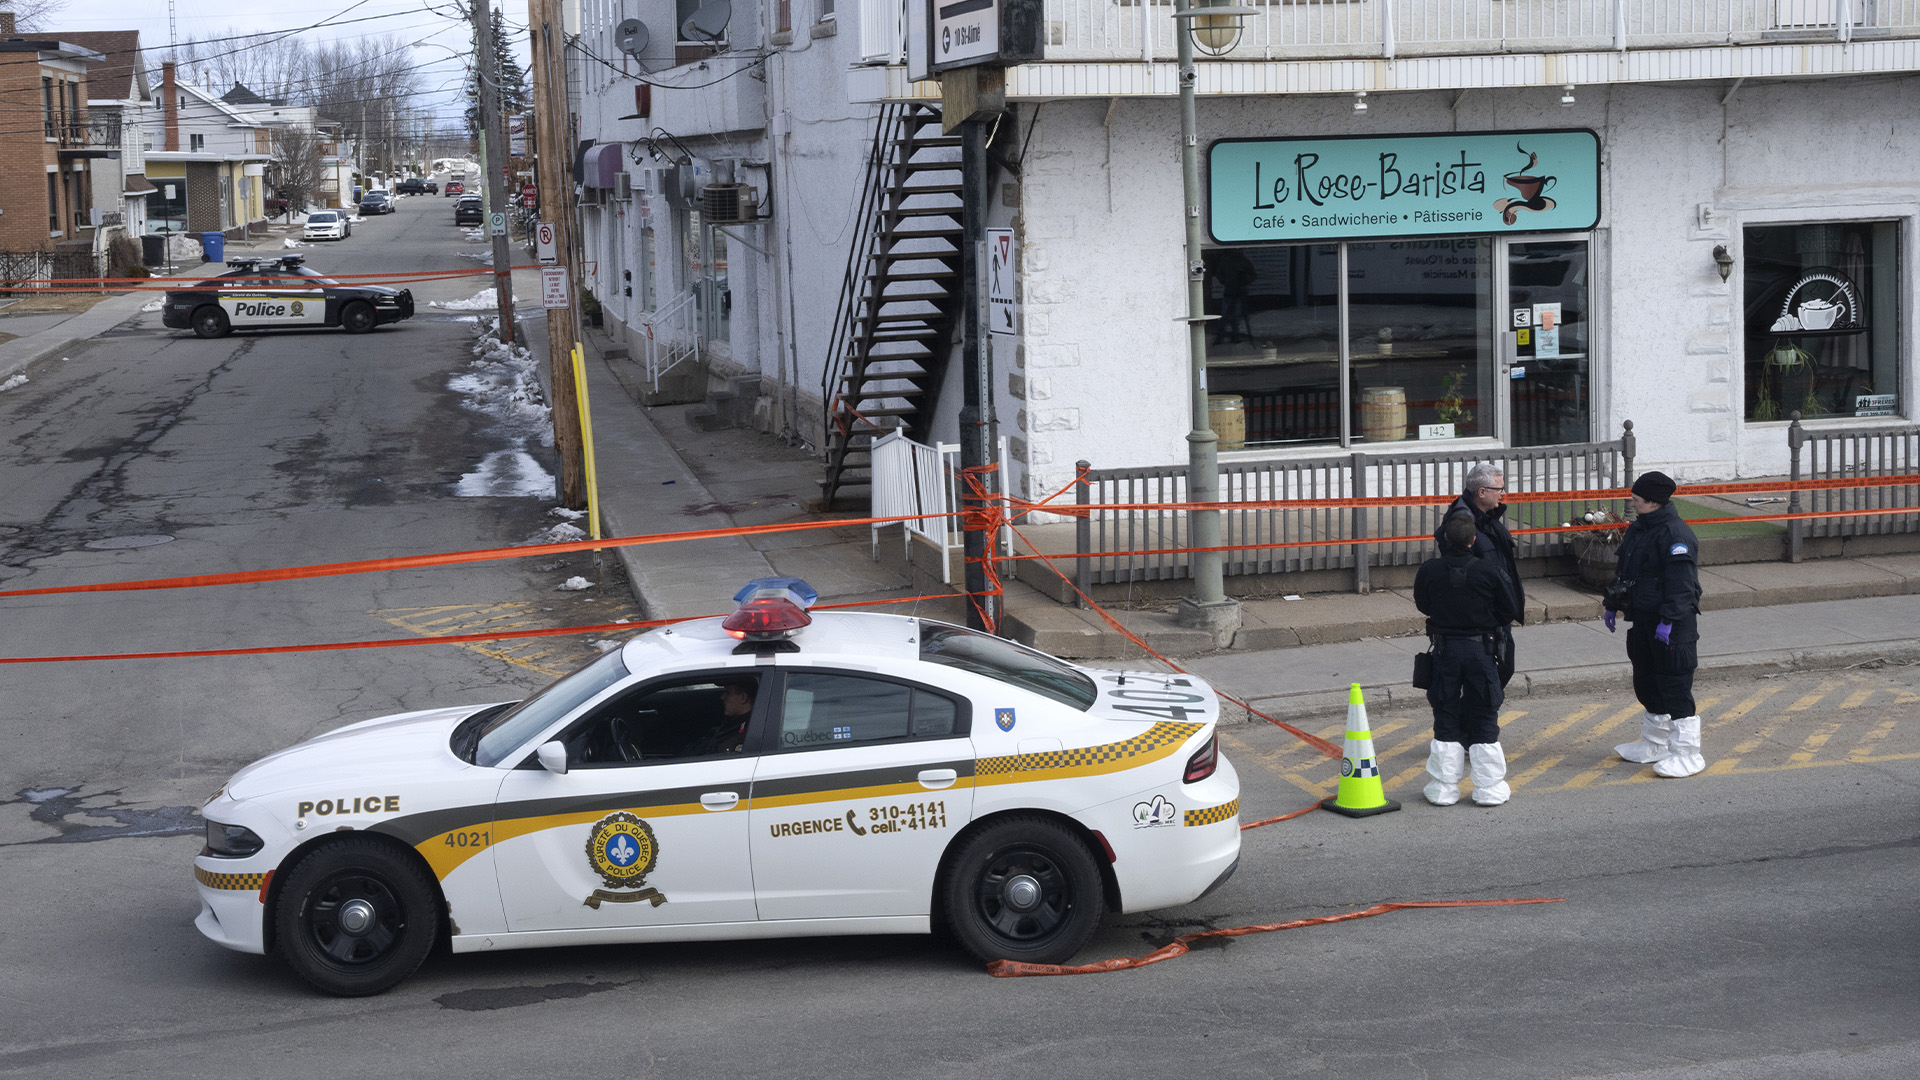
0 16 103 257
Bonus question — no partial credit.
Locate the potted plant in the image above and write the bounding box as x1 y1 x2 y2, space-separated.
1754 342 1813 421
1566 506 1627 590
1436 366 1474 431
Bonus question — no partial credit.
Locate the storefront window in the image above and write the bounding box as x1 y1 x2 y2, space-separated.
1508 240 1591 446
682 209 729 343
1203 238 1494 447
1742 221 1900 421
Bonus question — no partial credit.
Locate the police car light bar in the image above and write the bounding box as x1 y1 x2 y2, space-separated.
225 258 263 270
722 577 817 641
278 255 306 268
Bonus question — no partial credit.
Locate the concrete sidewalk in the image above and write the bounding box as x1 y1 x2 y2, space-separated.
554 327 1920 720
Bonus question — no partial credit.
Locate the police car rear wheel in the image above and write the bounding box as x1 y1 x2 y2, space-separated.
943 816 1104 965
192 306 230 338
341 301 376 334
275 837 439 996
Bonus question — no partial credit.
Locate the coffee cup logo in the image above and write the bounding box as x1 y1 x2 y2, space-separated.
1492 142 1559 225
1796 298 1839 331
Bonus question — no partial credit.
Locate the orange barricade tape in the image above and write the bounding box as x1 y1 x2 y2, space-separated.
985 897 1566 977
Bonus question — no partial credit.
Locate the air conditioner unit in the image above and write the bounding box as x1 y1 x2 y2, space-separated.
701 182 757 223
615 172 632 200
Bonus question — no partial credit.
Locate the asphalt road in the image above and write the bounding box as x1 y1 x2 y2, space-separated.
0 201 1916 1078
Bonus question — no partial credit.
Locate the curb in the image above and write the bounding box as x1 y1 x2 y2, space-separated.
1225 637 1920 725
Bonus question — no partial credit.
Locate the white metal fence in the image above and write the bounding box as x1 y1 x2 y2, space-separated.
870 431 1012 583
866 0 1918 63
642 289 701 390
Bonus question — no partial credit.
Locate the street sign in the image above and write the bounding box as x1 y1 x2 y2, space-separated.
540 265 570 309
521 183 538 210
488 212 507 237
929 0 1042 74
986 227 1015 336
536 221 557 264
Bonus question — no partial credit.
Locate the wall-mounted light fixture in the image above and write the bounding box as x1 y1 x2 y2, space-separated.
1713 244 1735 282
1560 84 1577 107
1353 90 1368 114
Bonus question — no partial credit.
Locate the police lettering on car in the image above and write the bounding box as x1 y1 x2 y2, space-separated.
161 255 414 339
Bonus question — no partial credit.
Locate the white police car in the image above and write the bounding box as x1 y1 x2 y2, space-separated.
161 255 413 339
194 579 1241 995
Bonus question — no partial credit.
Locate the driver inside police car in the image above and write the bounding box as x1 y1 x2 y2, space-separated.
689 679 757 755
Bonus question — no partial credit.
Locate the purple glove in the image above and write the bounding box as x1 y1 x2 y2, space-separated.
1603 610 1616 633
1655 621 1673 645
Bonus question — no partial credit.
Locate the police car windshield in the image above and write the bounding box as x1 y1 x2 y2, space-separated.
918 622 1098 710
473 648 630 766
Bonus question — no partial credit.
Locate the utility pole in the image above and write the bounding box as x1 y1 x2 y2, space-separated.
472 0 515 345
946 66 1003 635
528 0 586 508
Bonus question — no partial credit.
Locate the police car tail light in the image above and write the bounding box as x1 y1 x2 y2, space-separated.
1182 733 1218 784
203 820 265 858
722 577 819 641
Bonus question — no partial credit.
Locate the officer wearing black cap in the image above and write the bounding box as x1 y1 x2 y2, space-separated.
1603 471 1706 778
1414 511 1519 806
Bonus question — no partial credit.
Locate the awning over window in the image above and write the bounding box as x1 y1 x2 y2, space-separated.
123 173 159 196
583 142 626 189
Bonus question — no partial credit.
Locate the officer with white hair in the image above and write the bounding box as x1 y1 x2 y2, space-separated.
1435 461 1524 687
1602 471 1707 777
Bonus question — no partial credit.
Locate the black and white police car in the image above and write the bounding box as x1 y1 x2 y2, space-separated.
161 256 414 339
194 578 1242 995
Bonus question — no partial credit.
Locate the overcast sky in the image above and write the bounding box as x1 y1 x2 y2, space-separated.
44 0 502 125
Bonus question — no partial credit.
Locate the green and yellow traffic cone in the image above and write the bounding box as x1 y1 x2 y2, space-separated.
1321 683 1402 818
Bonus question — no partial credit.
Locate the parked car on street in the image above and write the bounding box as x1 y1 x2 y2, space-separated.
161 255 414 339
395 178 428 195
453 195 484 226
302 210 351 242
443 181 464 197
425 181 439 195
358 189 393 215
190 577 1241 995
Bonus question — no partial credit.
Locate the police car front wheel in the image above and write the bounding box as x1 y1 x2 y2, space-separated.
274 836 440 996
192 306 230 339
341 301 376 334
943 816 1105 966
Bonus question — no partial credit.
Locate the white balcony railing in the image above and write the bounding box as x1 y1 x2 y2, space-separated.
864 0 1917 65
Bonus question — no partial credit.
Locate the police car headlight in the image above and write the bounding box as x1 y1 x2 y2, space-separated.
203 820 265 858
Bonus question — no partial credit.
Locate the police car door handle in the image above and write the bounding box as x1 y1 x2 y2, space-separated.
917 769 957 790
699 791 740 810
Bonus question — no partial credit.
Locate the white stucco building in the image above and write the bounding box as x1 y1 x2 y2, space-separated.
564 0 1920 506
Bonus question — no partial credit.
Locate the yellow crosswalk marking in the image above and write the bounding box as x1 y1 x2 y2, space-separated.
1709 680 1840 774
1848 720 1897 760
1790 722 1844 764
371 601 642 677
1708 685 1784 728
1839 687 1876 709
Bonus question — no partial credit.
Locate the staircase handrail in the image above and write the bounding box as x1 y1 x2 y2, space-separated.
822 102 914 450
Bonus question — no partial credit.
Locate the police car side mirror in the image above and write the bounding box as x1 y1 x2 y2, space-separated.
536 740 569 775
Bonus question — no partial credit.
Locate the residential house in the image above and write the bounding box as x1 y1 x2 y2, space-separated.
566 0 1920 517
144 62 272 239
222 82 353 211
0 15 104 263
59 30 160 256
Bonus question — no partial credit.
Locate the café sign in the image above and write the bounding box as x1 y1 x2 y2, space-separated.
1208 129 1601 244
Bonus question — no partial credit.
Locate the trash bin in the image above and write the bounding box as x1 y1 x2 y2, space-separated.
140 234 166 267
199 231 225 264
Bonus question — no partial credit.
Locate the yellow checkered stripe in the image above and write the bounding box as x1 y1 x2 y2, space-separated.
195 866 266 892
1184 798 1239 828
976 721 1206 780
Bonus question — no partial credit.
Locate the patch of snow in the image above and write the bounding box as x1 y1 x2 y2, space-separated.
457 250 495 265
282 238 306 248
557 576 594 591
140 299 165 313
454 450 555 498
431 289 500 311
549 507 586 520
0 374 27 392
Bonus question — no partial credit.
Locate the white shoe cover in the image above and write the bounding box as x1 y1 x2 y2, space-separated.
1653 716 1706 778
1615 711 1671 763
1469 742 1510 806
1424 739 1465 806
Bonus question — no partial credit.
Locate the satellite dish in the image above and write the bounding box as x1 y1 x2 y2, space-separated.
615 18 649 57
680 0 731 43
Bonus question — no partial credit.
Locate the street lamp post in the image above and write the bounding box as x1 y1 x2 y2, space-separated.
1171 0 1252 645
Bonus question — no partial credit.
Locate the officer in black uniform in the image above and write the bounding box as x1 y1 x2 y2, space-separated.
1435 462 1524 687
1603 471 1706 777
1414 511 1519 806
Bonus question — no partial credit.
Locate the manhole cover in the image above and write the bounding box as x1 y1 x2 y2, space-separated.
84 534 175 550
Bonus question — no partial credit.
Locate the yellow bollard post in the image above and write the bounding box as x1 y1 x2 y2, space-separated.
1321 683 1402 818
569 344 601 541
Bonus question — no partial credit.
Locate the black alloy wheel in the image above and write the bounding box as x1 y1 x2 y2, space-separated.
274 837 439 996
942 815 1105 965
191 306 230 339
341 301 376 334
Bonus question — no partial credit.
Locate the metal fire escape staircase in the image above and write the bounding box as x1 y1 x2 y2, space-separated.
819 103 964 506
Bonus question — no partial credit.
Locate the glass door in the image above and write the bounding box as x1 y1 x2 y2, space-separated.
1504 238 1592 446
